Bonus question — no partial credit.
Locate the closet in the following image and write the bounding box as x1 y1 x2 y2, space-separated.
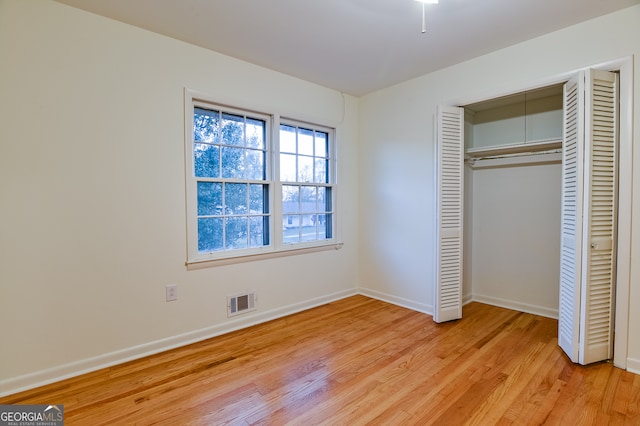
434 67 622 366
463 85 564 319
434 87 564 323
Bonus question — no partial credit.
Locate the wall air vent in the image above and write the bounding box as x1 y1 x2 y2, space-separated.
227 291 257 317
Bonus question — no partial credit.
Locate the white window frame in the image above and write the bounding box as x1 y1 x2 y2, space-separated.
184 89 340 269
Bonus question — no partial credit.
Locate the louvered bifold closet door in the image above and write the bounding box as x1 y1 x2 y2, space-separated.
434 106 464 323
559 75 583 362
580 69 618 364
559 69 618 365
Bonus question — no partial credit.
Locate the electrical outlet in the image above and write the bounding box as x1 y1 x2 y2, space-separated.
166 284 178 302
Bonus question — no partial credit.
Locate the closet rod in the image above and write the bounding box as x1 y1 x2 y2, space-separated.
466 150 562 169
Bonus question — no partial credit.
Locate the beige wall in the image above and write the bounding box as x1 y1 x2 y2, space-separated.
0 0 360 394
359 5 640 370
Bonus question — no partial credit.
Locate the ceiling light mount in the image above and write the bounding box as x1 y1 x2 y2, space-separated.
415 0 439 33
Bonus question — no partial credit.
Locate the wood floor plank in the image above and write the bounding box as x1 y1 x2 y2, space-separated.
500 343 568 425
2 295 639 425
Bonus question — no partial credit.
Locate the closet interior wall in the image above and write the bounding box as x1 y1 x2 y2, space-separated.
463 86 564 318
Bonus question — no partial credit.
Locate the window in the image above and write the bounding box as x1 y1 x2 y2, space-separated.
280 123 333 244
193 107 269 253
185 91 337 265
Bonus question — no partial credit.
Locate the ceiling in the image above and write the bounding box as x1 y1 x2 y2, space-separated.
54 0 639 96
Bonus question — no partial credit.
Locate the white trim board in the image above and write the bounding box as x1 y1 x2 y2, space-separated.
462 293 474 306
627 358 640 376
3 286 635 397
471 294 558 320
358 288 433 315
0 288 358 398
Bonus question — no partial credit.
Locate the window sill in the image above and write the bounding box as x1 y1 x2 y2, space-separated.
186 242 344 270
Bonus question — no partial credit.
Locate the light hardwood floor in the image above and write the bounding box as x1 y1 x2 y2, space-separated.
2 295 639 425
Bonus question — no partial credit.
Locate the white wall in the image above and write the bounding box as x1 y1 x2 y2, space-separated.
359 5 640 368
0 0 359 394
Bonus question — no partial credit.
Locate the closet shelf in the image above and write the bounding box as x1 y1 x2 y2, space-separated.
465 138 562 158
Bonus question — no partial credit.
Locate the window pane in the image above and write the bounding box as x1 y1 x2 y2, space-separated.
283 215 300 243
249 184 266 213
280 153 296 182
246 149 264 181
298 128 314 156
198 217 223 252
246 118 265 149
280 125 296 153
298 156 313 182
301 217 317 242
314 158 327 183
197 182 222 216
221 113 245 146
324 213 333 238
194 108 219 143
222 146 245 179
194 143 220 178
225 183 247 215
317 214 329 240
300 186 316 213
317 187 327 211
282 185 299 213
324 187 333 212
226 217 248 249
315 131 327 157
249 216 265 248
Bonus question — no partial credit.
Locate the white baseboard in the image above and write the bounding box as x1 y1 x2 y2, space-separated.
471 294 558 319
626 358 640 375
4 288 634 397
462 292 473 306
358 287 433 315
0 288 358 398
